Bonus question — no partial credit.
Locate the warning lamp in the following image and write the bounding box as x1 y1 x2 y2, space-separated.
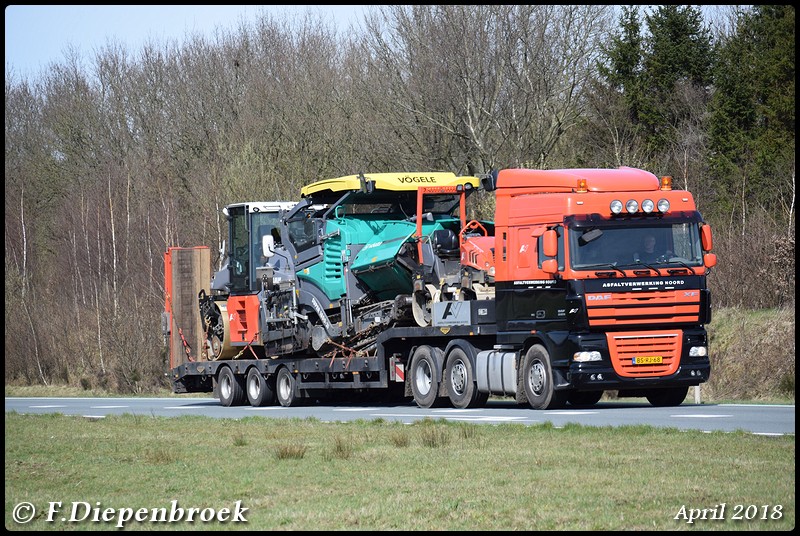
660 176 672 190
576 178 588 193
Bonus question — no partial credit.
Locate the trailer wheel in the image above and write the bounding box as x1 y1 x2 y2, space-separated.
410 346 446 408
522 345 567 410
568 390 603 407
646 387 688 407
445 347 486 409
218 366 245 407
276 367 299 407
246 367 275 407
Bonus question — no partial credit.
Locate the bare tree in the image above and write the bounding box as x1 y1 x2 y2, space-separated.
359 5 613 173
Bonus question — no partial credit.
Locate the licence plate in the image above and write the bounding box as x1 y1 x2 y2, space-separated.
632 356 663 365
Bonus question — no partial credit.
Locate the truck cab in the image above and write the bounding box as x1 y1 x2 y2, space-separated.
482 167 715 408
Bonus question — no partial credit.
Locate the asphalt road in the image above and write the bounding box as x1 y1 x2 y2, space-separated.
5 396 794 436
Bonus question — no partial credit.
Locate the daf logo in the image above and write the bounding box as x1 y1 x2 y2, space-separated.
587 294 612 301
684 291 698 297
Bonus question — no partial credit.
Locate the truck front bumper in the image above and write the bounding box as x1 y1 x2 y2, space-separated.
567 358 710 392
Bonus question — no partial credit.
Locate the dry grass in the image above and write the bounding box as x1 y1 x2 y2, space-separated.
706 307 795 402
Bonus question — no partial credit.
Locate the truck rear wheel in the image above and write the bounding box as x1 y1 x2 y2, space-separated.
410 345 446 408
522 345 567 410
646 387 688 407
218 366 245 407
246 367 275 407
445 347 487 409
276 367 300 407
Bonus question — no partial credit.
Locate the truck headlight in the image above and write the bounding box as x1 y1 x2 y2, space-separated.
573 351 602 362
689 346 707 357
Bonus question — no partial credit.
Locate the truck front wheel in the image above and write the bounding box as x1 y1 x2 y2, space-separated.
568 390 603 407
276 367 299 407
445 347 487 409
522 345 567 410
218 366 245 407
246 367 275 407
646 387 688 407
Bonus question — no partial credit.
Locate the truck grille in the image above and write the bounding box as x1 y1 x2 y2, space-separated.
606 330 682 377
585 290 700 326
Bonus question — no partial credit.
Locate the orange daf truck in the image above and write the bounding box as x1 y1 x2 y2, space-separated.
472 167 716 408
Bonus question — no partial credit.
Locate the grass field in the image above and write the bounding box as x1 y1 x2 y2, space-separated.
5 412 794 531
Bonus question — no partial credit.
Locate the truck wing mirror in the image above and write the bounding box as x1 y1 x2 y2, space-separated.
701 224 713 251
543 229 558 258
542 259 558 274
703 253 717 268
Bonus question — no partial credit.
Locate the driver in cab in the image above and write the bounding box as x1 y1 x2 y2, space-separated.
635 234 670 263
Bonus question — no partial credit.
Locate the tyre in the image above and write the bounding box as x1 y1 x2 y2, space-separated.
410 345 446 408
568 390 603 407
246 367 275 407
646 387 688 407
218 366 245 407
276 367 300 407
522 344 567 410
445 347 487 409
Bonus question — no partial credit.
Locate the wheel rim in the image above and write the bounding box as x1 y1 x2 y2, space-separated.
450 360 467 395
220 373 232 400
248 374 260 401
415 359 432 396
527 360 546 397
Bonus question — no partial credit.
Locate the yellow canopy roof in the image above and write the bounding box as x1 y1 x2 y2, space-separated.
301 172 480 197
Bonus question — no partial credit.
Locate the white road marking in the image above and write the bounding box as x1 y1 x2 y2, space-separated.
671 414 733 419
438 416 531 422
29 405 66 408
90 405 128 409
373 413 526 422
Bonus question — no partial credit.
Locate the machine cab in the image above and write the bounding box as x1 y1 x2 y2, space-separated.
221 201 297 294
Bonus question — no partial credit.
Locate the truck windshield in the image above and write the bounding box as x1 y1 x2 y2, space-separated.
569 221 704 269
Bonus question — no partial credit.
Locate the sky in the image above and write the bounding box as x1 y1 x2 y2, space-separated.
5 5 368 80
